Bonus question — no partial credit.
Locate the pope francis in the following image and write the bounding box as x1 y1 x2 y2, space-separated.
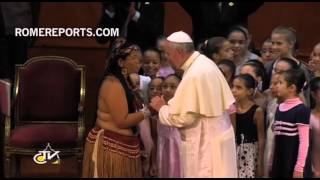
150 31 238 178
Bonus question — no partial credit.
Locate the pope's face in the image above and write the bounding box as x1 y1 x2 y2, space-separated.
163 42 182 69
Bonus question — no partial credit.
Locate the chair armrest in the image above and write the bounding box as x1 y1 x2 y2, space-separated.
4 115 11 146
77 102 85 147
77 65 86 148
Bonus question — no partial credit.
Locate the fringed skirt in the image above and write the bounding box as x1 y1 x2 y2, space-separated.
82 126 142 178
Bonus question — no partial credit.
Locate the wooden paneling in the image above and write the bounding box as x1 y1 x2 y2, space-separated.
35 2 193 48
164 2 192 36
35 2 320 57
35 2 108 48
248 2 320 60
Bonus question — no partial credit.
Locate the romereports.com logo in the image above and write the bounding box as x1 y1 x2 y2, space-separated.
15 27 119 37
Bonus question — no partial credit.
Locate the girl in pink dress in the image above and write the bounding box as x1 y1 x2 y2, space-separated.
157 74 182 178
146 77 164 177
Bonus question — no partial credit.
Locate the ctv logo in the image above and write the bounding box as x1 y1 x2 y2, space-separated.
33 143 60 165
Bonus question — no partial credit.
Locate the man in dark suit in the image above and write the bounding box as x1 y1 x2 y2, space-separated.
96 2 164 51
179 2 263 46
0 2 40 83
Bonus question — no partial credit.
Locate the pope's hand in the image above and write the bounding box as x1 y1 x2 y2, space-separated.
149 96 166 112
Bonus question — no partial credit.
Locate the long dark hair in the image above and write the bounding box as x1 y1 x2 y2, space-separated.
276 57 299 70
243 60 268 91
280 68 306 95
234 74 258 99
227 25 249 40
235 74 257 90
201 36 227 60
217 59 236 82
103 42 141 113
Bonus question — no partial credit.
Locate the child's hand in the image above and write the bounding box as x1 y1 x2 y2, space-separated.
293 171 303 178
150 95 166 112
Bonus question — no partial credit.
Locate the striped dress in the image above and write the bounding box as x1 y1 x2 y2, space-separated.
271 103 311 177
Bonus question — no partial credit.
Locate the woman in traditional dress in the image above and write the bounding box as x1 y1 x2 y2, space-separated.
82 42 151 178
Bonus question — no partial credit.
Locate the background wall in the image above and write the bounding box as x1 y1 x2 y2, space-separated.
35 2 320 57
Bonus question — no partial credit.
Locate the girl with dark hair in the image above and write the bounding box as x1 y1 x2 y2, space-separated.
271 69 311 178
263 73 281 177
148 77 164 177
240 61 268 110
260 38 277 64
308 43 320 77
82 42 150 178
273 57 299 73
157 74 182 178
139 47 162 105
217 59 237 131
272 57 307 105
243 60 268 91
231 74 265 177
201 36 234 63
142 48 161 79
227 25 260 74
217 59 236 86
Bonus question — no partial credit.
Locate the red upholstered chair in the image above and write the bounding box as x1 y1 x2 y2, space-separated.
4 56 85 177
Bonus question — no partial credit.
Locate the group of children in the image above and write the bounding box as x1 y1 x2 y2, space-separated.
199 25 320 178
110 24 320 178
130 74 182 178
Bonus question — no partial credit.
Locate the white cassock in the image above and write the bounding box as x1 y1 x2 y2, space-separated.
158 51 238 178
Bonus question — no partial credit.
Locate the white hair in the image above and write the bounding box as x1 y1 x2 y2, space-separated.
170 42 195 53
